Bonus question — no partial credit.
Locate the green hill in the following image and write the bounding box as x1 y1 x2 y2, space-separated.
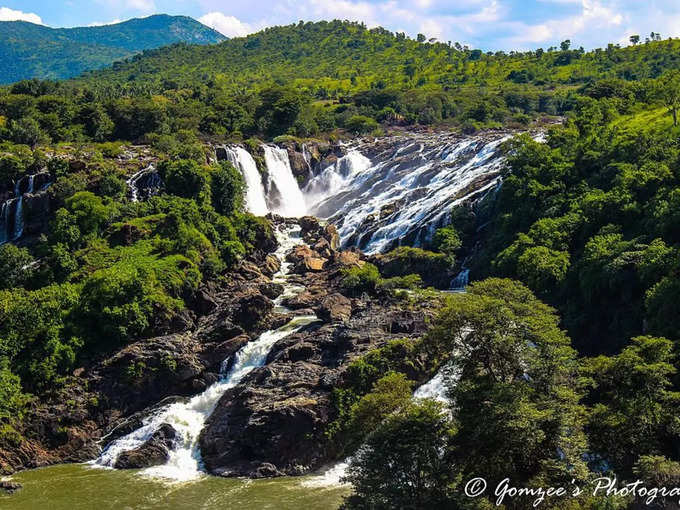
0 14 226 84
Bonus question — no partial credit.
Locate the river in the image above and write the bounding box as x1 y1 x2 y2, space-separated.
1 464 349 509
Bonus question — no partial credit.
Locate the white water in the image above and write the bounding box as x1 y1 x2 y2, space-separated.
0 174 37 244
93 226 315 481
307 134 510 254
126 164 158 203
263 146 307 217
224 147 269 216
303 151 371 208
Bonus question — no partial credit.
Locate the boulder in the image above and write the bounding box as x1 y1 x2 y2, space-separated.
323 224 340 250
262 255 281 277
299 216 320 236
114 423 177 469
314 293 352 323
332 250 364 268
234 293 274 328
302 256 327 272
259 282 284 299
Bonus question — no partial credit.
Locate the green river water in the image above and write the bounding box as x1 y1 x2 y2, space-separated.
0 464 349 510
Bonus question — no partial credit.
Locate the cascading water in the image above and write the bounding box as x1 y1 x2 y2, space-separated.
303 151 371 208
0 174 39 244
224 147 269 216
305 133 510 254
450 269 470 291
263 146 307 218
93 225 317 481
126 164 161 203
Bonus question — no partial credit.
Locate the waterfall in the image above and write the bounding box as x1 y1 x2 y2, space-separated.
224 147 269 216
304 134 511 254
0 201 10 245
92 225 317 481
126 165 160 203
263 146 307 218
303 151 371 208
0 174 39 244
450 269 470 291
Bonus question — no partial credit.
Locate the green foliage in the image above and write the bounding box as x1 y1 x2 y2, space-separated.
159 159 209 200
340 263 382 295
427 279 589 496
0 243 35 289
344 115 379 134
0 358 29 423
432 225 461 263
377 246 450 288
582 336 680 476
342 400 455 510
211 161 245 216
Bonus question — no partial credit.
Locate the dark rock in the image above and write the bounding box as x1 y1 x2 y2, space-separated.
299 216 320 235
215 146 228 161
314 293 352 323
0 480 22 494
200 320 244 343
114 423 177 469
259 282 284 299
234 294 274 328
194 289 218 315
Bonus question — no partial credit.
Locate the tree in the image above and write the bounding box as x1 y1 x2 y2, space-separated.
159 159 209 199
0 244 35 290
560 39 571 51
583 336 680 476
657 70 680 126
629 34 640 45
432 226 461 264
416 33 426 43
341 400 455 510
211 161 245 216
426 279 589 498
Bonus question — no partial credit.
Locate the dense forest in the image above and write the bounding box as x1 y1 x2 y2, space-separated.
2 19 680 509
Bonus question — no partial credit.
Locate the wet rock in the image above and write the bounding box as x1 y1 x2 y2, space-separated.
215 146 228 161
203 334 250 371
0 480 22 494
299 216 320 236
302 256 327 272
323 224 340 250
315 293 352 323
114 423 177 469
281 291 316 310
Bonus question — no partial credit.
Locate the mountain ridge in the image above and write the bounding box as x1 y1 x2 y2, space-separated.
0 14 226 84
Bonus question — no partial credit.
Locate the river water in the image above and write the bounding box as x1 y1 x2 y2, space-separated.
1 464 348 509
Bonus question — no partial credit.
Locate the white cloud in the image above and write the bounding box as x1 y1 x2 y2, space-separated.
199 12 254 37
0 6 43 24
88 18 123 27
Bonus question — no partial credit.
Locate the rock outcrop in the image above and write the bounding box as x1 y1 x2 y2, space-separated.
114 424 177 469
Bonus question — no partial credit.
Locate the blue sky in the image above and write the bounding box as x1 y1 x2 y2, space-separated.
1 0 679 51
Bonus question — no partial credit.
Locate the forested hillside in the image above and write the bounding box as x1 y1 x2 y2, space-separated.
2 19 680 509
0 15 225 84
